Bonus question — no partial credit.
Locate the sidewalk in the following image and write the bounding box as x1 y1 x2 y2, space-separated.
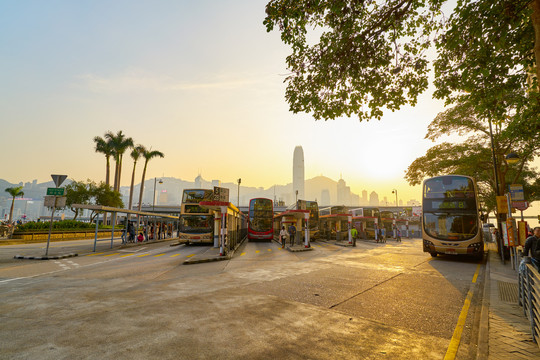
480 243 540 359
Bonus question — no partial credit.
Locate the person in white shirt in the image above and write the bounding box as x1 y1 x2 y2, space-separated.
279 226 289 248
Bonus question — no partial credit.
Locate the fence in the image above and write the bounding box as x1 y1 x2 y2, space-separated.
518 261 540 348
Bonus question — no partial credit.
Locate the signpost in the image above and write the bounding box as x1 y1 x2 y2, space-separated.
45 174 67 257
47 187 65 196
213 187 229 202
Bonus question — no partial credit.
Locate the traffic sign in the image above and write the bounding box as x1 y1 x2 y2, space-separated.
512 201 528 211
51 174 67 188
509 184 525 201
47 187 65 196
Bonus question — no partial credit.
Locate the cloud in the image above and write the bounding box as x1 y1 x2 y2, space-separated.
75 68 269 94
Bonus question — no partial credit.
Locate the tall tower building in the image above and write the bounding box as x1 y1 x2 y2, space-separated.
293 146 305 201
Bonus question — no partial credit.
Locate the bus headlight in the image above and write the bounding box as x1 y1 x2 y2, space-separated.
467 242 482 253
423 240 435 252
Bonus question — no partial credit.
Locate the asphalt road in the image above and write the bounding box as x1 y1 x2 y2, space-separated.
0 238 485 359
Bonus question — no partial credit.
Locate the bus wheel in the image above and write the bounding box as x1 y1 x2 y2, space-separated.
430 252 437 257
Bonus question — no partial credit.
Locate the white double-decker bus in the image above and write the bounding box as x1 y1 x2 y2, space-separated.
422 175 483 258
179 189 214 244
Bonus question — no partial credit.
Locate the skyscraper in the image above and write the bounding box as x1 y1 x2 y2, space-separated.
293 146 305 201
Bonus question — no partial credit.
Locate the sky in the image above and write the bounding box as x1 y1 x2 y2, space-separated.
1 1 539 216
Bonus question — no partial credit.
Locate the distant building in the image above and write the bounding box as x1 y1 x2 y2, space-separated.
212 180 221 188
158 190 168 205
362 190 368 205
369 191 379 206
321 189 330 206
195 174 202 189
337 176 351 205
293 146 305 201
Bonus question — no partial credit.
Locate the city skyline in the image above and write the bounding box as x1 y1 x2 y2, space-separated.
0 173 420 222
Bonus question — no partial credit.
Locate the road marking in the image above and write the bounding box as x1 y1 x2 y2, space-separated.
136 254 150 258
170 254 180 257
444 264 481 360
86 253 104 256
255 250 260 254
186 254 195 258
104 253 120 257
153 254 165 257
240 252 246 256
267 249 272 252
120 254 134 258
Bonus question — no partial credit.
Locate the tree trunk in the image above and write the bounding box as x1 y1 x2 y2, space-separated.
531 0 540 90
117 154 124 191
104 156 110 226
127 161 137 221
128 161 137 210
137 162 148 212
8 197 15 223
135 162 148 230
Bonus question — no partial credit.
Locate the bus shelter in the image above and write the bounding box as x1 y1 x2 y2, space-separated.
351 215 379 240
319 214 353 243
71 204 179 252
274 209 310 248
199 201 243 256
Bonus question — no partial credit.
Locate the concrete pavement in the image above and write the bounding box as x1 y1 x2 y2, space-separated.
479 243 540 359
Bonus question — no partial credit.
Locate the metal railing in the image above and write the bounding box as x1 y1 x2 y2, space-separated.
518 259 540 348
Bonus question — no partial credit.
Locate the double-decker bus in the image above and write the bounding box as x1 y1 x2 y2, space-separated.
248 198 274 241
422 175 483 258
179 189 214 244
297 200 320 239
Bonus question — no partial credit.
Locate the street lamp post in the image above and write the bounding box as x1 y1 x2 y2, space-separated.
392 189 398 207
153 177 163 212
237 178 241 207
487 118 505 262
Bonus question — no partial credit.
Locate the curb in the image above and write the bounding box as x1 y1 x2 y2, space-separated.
183 255 230 265
183 236 247 265
476 251 490 360
286 246 314 252
14 253 79 260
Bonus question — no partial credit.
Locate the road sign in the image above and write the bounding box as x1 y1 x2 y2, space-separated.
51 174 67 188
512 201 528 211
508 184 525 201
213 187 229 202
44 195 66 207
47 187 65 196
496 196 508 213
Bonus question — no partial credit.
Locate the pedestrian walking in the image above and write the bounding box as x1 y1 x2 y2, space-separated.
288 224 296 246
524 227 540 271
128 221 135 243
279 226 289 248
351 227 358 247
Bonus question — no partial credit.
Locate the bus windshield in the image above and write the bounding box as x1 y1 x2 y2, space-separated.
424 176 475 199
423 213 479 241
182 189 213 204
249 199 273 232
180 215 213 234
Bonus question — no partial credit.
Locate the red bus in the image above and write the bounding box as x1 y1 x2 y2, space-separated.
248 198 274 241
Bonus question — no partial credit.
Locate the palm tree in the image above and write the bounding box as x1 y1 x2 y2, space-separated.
105 130 134 192
5 186 24 224
94 135 115 225
93 136 114 187
137 148 165 212
128 145 146 214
